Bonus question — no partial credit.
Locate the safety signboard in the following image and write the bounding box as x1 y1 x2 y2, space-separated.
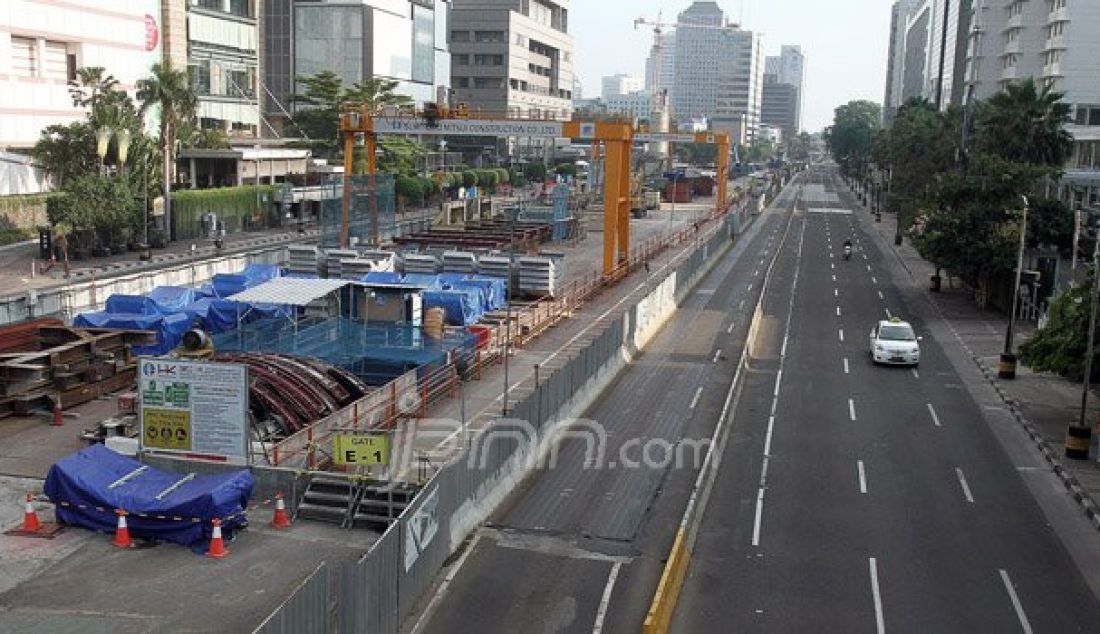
374 118 564 138
333 434 390 466
138 359 249 462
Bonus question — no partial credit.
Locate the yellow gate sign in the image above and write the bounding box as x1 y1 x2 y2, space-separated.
334 434 390 466
142 408 192 451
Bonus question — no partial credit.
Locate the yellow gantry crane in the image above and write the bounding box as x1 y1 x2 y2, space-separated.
338 108 730 277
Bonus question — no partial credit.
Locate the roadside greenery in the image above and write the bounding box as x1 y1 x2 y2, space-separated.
836 79 1081 379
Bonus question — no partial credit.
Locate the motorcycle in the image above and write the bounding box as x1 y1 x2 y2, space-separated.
842 244 852 261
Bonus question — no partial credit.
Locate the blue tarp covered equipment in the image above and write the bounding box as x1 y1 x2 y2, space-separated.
104 295 159 316
147 286 197 314
73 311 191 355
44 444 252 547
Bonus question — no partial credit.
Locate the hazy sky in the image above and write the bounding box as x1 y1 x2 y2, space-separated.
570 0 893 133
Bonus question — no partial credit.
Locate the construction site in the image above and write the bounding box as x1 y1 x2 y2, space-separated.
0 108 789 632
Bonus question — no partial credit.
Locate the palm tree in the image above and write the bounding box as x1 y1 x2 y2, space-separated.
346 78 413 114
976 78 1073 168
137 60 197 241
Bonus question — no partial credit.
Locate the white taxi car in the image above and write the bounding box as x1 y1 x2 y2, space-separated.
869 318 921 366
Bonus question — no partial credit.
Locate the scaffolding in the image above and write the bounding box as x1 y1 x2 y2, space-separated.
319 175 397 248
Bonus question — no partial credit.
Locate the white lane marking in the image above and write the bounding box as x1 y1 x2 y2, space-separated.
857 460 868 494
849 398 857 421
834 288 839 297
999 570 1034 634
727 322 735 334
713 349 722 363
872 276 878 284
831 263 835 270
955 467 975 503
836 306 841 317
844 358 850 374
911 368 920 379
869 558 886 634
832 274 837 282
838 329 845 343
591 561 623 634
878 290 885 300
773 369 783 397
409 533 484 634
690 387 704 410
763 415 776 456
751 488 765 547
866 264 872 272
927 403 942 427
739 299 746 310
885 308 892 319
862 253 869 260
748 283 754 292
754 269 760 277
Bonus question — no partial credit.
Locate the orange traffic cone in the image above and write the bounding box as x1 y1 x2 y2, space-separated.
206 518 229 559
51 403 63 426
270 492 291 529
111 509 133 548
22 493 40 532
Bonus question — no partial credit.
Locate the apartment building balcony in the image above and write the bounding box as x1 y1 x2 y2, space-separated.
1043 34 1066 52
1042 62 1064 78
1048 6 1069 22
1006 13 1023 30
1001 65 1019 81
1003 40 1021 55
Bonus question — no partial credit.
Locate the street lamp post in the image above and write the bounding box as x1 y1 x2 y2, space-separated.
1068 235 1100 459
502 198 520 416
999 196 1030 380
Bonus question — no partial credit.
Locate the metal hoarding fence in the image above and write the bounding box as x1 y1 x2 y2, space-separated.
253 563 330 634
341 521 401 634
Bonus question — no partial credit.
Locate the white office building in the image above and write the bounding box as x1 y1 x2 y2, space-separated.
601 73 642 101
644 31 675 97
605 91 652 121
0 0 162 149
672 1 763 141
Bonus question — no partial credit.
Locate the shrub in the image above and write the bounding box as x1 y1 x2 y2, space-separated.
461 170 477 188
171 185 276 240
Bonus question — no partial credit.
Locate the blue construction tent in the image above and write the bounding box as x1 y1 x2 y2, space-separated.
44 444 253 548
73 311 191 355
104 294 160 315
423 289 482 326
183 298 291 334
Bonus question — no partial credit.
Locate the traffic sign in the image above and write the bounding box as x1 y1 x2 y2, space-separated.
333 433 390 466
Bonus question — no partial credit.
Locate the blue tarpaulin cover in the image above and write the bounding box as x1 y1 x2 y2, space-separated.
401 273 443 289
147 286 197 314
362 271 403 284
73 312 191 355
211 273 249 298
184 298 290 334
104 295 159 315
423 289 482 326
241 263 282 284
44 444 253 547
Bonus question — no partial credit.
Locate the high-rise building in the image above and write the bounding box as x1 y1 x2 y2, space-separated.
761 73 799 143
449 0 574 120
605 91 652 121
0 0 163 149
672 1 763 141
777 45 805 88
601 73 643 101
888 0 971 110
264 0 452 136
962 0 1100 204
163 0 262 138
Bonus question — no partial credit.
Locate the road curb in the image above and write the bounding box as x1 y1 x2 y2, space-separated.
971 354 1100 533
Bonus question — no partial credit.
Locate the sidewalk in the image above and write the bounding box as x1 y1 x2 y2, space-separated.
854 184 1100 529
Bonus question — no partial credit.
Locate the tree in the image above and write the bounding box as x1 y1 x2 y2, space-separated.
880 99 958 230
30 122 98 189
291 72 414 159
137 60 197 241
826 100 881 177
1020 277 1099 381
975 78 1073 169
